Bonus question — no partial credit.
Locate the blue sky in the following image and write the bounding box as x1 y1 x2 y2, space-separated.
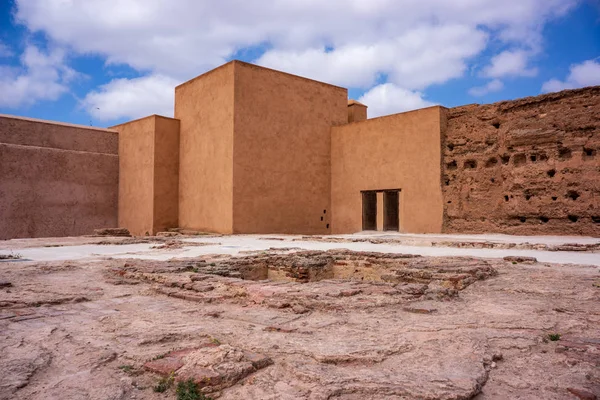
0 0 599 127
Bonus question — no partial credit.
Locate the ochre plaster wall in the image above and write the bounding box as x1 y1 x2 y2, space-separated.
443 86 600 235
114 116 155 236
0 115 118 240
232 62 348 234
113 115 180 236
175 63 235 233
331 106 445 234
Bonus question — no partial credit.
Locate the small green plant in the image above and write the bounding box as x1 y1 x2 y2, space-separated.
209 263 216 267
210 337 221 345
176 379 211 400
548 333 561 341
153 372 175 393
512 261 517 265
118 365 134 373
151 353 166 361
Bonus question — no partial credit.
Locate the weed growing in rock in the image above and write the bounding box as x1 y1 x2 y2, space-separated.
118 365 134 373
548 333 561 341
176 379 211 400
153 372 174 392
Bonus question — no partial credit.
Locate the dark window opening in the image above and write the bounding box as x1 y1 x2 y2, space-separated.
447 143 454 151
491 178 495 183
530 154 537 162
383 191 400 231
326 223 330 229
492 122 500 129
323 209 327 214
500 154 510 165
547 169 556 177
447 160 458 170
592 216 600 223
552 196 558 201
519 217 527 223
504 195 509 202
525 194 532 201
568 215 579 223
540 216 549 223
362 191 377 231
320 216 323 221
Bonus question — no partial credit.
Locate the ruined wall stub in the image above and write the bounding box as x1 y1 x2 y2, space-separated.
442 86 600 235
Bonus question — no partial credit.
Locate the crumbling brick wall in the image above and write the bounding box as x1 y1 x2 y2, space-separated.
442 86 600 236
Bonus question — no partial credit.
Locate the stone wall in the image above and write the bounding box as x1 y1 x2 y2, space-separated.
442 86 600 236
0 115 118 240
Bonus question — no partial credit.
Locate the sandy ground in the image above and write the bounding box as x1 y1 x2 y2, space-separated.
0 234 599 399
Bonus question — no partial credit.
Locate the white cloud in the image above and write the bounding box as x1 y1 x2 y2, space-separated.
358 83 435 118
258 25 487 90
542 59 600 93
468 79 504 97
482 50 538 78
82 74 179 121
0 45 77 108
11 0 579 120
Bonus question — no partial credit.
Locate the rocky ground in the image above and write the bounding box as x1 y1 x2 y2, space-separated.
0 239 599 399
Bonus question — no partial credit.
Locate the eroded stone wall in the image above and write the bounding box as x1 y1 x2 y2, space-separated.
442 86 600 236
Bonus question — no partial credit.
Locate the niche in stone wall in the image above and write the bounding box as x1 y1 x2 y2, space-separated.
500 154 510 165
464 160 477 169
583 147 597 160
558 147 572 160
447 160 458 170
485 157 498 168
513 154 527 167
566 190 580 201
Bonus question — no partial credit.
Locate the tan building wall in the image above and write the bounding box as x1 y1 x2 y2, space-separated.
331 106 445 234
175 63 235 233
232 62 348 234
443 86 600 235
112 115 179 236
0 115 118 240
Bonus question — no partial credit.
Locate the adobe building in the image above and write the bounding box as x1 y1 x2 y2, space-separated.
1 60 599 240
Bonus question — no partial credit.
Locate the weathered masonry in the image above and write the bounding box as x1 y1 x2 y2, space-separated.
1 61 598 239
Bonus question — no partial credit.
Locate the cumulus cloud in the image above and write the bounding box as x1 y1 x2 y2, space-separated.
482 50 538 78
468 79 505 97
258 25 487 90
358 83 435 118
82 74 179 121
0 45 77 108
11 0 579 120
542 59 600 93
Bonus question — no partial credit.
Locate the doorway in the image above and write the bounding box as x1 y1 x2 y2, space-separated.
383 191 399 231
362 191 377 230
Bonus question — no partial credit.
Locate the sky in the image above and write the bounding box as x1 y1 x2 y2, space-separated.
0 0 599 128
